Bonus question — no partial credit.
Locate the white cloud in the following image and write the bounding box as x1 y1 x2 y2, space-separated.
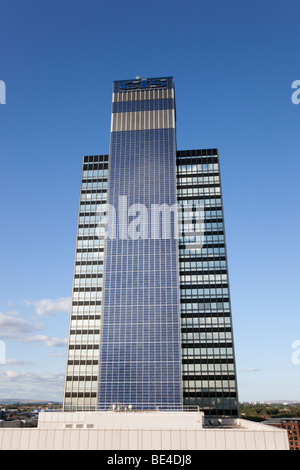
6 310 19 316
24 297 71 316
0 311 67 348
6 359 32 365
6 370 18 378
24 335 68 348
0 311 38 339
0 370 65 400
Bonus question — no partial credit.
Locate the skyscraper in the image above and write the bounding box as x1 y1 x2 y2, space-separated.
64 76 239 418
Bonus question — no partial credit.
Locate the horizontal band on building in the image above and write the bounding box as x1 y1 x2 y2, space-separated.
76 248 105 253
181 326 232 332
183 392 238 398
182 341 233 347
75 261 103 266
112 88 174 103
64 392 97 398
71 315 101 320
66 376 98 381
177 149 218 157
83 155 109 163
83 163 109 171
182 358 235 364
177 183 221 190
111 109 175 132
73 288 102 292
69 329 100 334
81 179 108 184
74 274 103 279
180 283 228 289
179 297 229 303
112 98 175 114
72 301 101 306
183 375 236 381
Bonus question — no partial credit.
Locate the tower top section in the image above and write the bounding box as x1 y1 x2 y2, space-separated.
113 76 174 93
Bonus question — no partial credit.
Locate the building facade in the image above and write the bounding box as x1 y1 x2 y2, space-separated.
177 149 238 417
263 417 300 450
63 77 239 417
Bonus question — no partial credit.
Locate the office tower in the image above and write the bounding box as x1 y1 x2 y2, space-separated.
177 149 238 417
64 77 239 418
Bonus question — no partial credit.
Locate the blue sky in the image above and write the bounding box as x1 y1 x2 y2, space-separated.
0 0 300 402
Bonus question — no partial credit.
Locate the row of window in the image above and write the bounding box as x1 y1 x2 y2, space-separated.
82 169 108 178
180 209 223 218
81 233 220 245
75 265 103 274
71 307 102 315
66 366 99 375
72 280 229 291
180 273 227 283
178 197 222 207
180 260 227 269
177 161 219 171
79 202 106 211
83 155 109 163
71 300 231 312
77 216 223 228
181 316 231 325
69 335 100 344
177 162 219 173
178 187 221 196
81 182 108 190
75 245 225 258
73 279 103 287
177 176 220 186
67 350 100 359
182 347 233 358
181 235 226 245
78 189 224 201
69 322 101 332
67 317 232 333
180 301 230 311
183 381 236 389
80 157 219 172
77 206 223 220
65 383 98 391
69 336 183 345
181 287 229 295
77 239 105 248
181 223 224 233
182 332 232 341
183 362 235 371
73 293 102 301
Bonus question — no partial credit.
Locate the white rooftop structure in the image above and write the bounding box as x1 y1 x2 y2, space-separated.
0 411 289 450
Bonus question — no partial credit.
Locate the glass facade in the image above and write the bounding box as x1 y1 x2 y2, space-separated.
98 78 183 410
63 77 239 417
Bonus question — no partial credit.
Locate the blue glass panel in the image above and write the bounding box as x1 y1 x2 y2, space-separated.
98 112 182 410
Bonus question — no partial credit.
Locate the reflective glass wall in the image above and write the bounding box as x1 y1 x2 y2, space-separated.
97 78 183 410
